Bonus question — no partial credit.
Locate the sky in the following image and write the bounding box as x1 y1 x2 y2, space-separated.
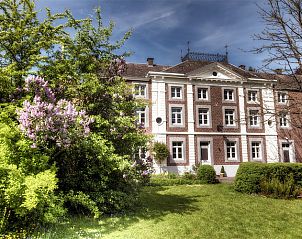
35 0 268 69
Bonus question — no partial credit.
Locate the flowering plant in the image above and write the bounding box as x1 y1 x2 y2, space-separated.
18 76 93 148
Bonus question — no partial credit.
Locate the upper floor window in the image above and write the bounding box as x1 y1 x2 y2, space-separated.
172 141 184 161
279 112 289 127
134 84 146 98
171 86 182 99
198 108 210 126
248 90 258 103
171 107 183 125
224 89 234 101
249 109 260 127
197 88 208 100
136 107 146 127
226 141 237 161
277 92 287 104
251 141 262 161
224 109 235 126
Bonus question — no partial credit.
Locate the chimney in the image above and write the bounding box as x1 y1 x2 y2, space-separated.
147 57 154 66
274 68 283 74
239 65 246 70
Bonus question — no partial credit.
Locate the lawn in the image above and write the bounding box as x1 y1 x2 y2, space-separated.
35 183 302 239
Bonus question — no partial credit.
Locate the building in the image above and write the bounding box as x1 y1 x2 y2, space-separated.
124 53 302 177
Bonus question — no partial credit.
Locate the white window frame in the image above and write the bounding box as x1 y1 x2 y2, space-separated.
279 112 290 128
277 91 288 104
196 105 211 128
248 108 261 128
249 138 264 162
224 138 240 162
247 90 259 103
136 107 148 127
279 140 296 163
169 136 187 163
223 107 237 127
196 87 210 101
169 84 184 100
196 137 213 165
133 83 147 98
172 141 184 161
223 88 235 102
171 107 183 126
169 104 185 127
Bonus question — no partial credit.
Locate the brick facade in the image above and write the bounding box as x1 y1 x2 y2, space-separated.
125 59 302 176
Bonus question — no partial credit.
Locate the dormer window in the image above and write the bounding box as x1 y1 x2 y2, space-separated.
224 89 234 101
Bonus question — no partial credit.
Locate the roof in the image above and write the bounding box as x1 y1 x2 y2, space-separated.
124 63 169 78
124 59 302 91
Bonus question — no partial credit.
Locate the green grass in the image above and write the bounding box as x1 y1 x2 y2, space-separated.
35 184 302 239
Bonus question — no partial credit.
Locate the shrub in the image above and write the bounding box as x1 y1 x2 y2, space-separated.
182 172 196 180
260 174 301 199
152 142 169 164
220 166 226 177
235 162 302 198
196 165 218 184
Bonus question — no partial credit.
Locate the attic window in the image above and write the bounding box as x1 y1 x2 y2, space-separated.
212 71 218 76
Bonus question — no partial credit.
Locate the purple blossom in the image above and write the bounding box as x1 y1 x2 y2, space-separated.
18 76 93 148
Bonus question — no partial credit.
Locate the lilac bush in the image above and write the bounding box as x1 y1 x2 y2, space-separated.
18 76 93 148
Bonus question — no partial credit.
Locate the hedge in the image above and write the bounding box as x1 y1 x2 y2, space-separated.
234 162 302 194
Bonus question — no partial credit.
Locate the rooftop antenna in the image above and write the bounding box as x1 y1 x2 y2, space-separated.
180 49 183 61
225 44 229 62
187 41 190 54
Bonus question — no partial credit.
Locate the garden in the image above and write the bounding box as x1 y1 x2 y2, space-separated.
1 1 302 238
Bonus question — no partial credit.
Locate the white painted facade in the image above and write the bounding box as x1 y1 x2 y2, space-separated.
130 62 297 177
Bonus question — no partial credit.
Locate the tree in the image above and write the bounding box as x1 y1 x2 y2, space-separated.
0 0 151 234
0 0 68 101
254 0 302 75
253 0 302 130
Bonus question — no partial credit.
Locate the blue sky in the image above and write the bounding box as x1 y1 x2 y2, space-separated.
36 0 268 69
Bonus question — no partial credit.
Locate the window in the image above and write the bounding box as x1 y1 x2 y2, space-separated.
226 141 237 161
197 88 208 100
248 90 258 102
171 107 183 125
198 108 210 126
171 86 182 99
224 109 235 126
172 141 184 160
136 108 146 127
279 112 289 127
134 147 146 160
277 92 287 104
224 89 234 101
249 109 260 127
134 84 146 98
251 142 262 161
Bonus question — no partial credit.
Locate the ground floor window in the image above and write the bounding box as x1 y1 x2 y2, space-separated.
172 141 184 160
251 141 262 161
225 141 237 161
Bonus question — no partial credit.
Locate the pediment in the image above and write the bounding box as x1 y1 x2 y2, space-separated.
187 62 245 82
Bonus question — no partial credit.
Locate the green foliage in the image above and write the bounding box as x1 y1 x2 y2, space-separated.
260 174 301 199
150 174 204 186
0 0 149 236
152 142 170 164
0 115 65 234
196 165 218 184
234 162 302 198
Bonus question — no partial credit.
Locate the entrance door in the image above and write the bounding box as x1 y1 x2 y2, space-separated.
282 143 290 162
200 141 210 164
